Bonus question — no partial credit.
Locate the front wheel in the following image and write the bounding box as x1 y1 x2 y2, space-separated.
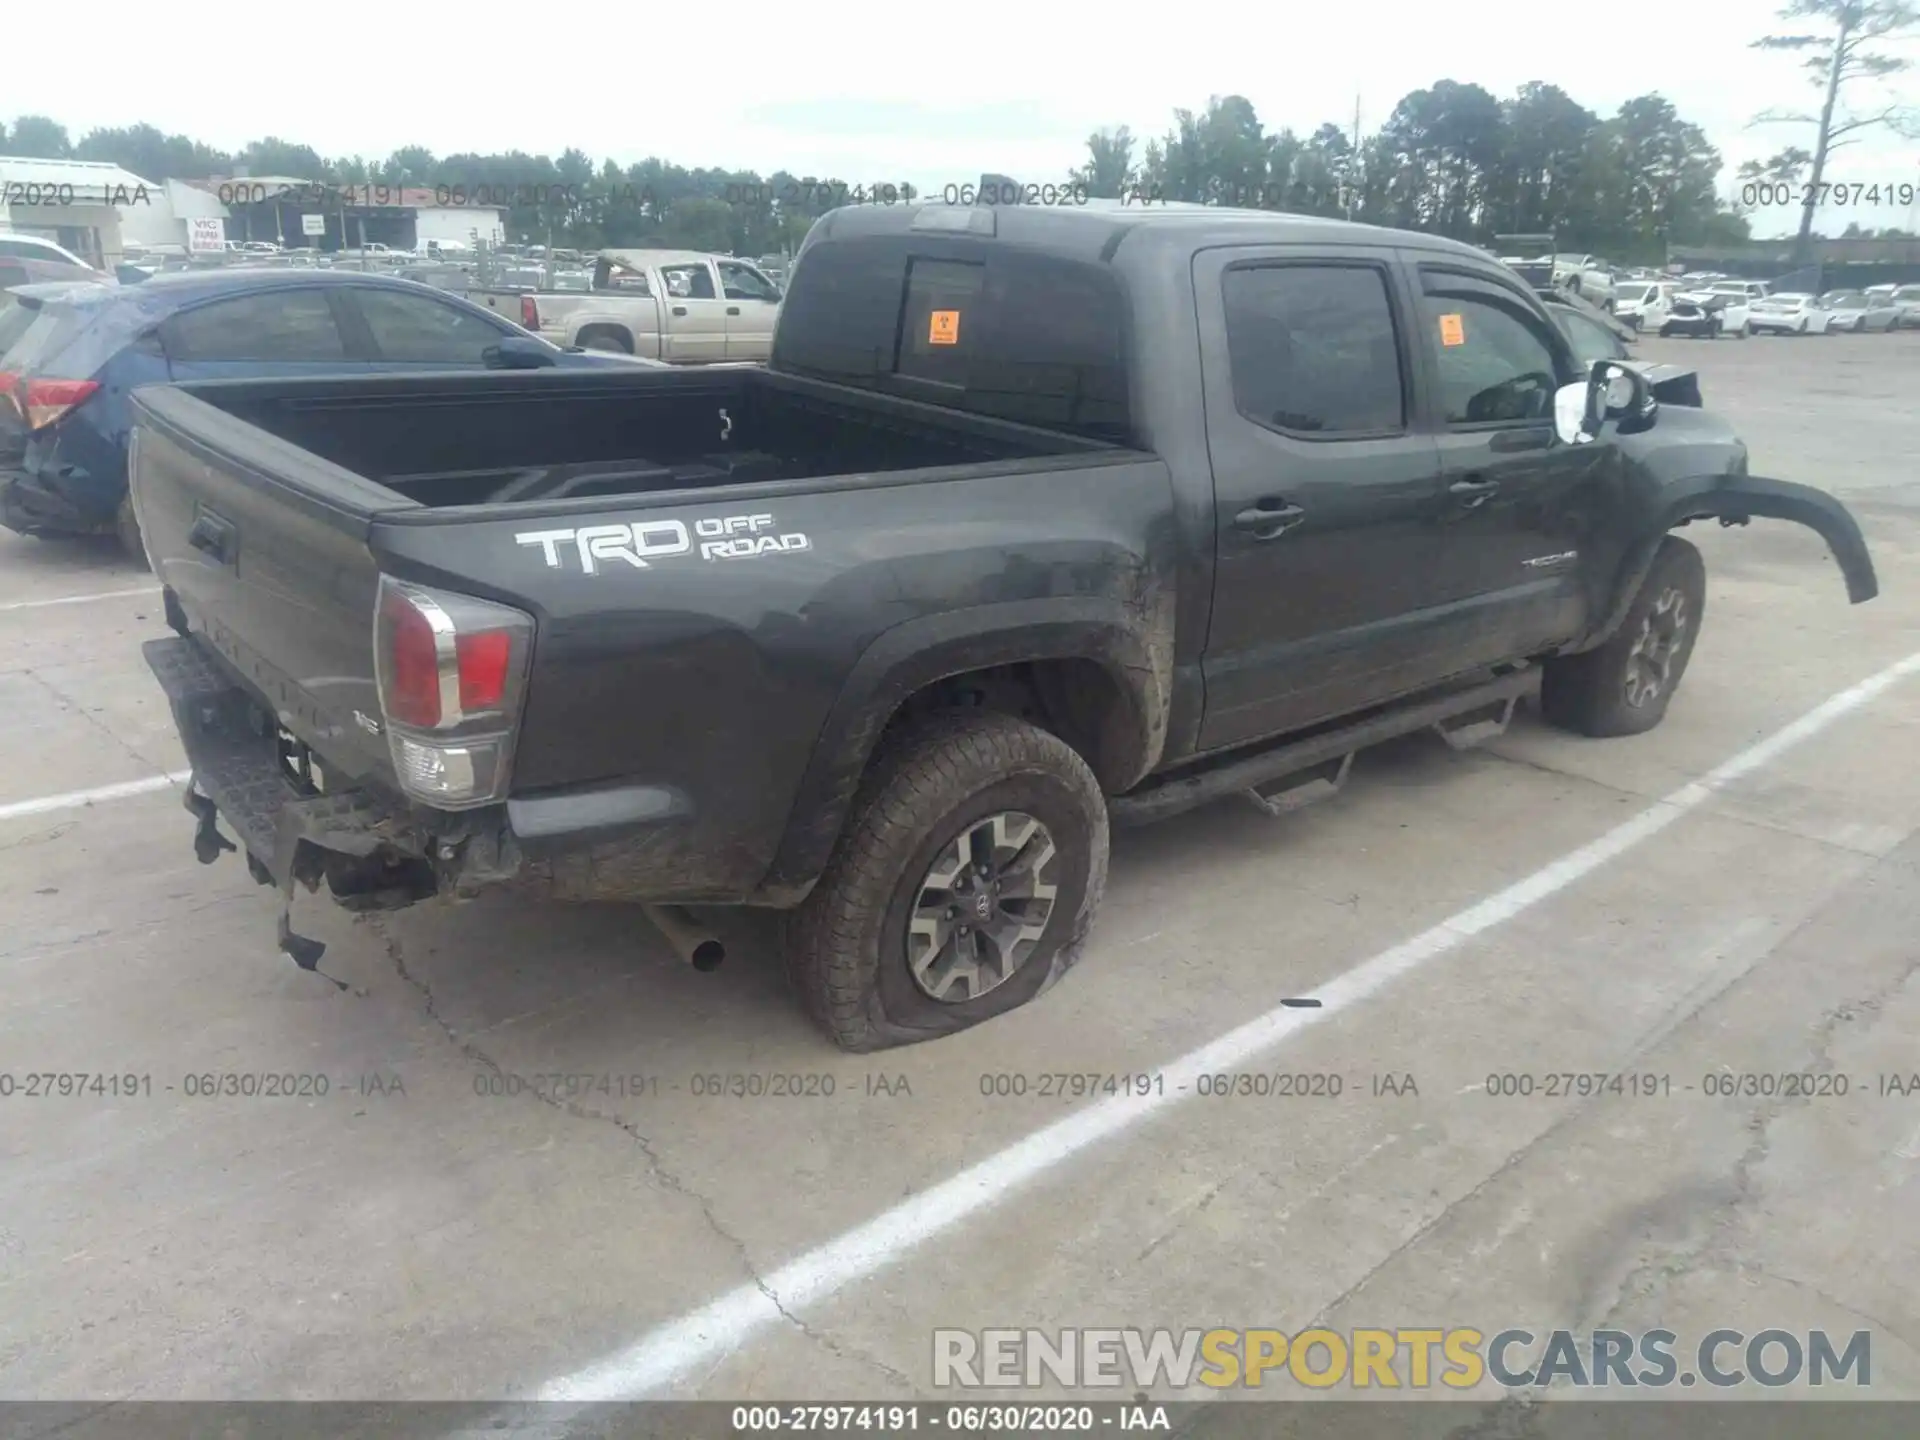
784 711 1110 1051
1541 536 1705 738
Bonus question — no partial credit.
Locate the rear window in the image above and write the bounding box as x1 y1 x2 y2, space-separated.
0 298 96 377
774 235 1131 443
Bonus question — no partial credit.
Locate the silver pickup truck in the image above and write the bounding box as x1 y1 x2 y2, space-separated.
470 248 782 362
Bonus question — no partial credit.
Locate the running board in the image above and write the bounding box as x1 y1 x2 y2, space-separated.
1110 668 1539 828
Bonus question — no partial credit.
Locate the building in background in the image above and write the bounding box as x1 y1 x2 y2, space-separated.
0 156 157 267
176 179 506 253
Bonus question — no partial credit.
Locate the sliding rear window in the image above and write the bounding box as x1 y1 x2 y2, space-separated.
774 235 1131 444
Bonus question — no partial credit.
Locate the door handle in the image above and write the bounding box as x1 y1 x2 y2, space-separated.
188 509 236 565
1449 477 1499 510
1233 499 1307 540
1490 426 1552 453
672 305 688 317
726 306 741 316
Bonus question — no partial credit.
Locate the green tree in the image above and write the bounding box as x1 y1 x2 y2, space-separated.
5 115 73 157
1750 0 1920 262
1076 127 1136 197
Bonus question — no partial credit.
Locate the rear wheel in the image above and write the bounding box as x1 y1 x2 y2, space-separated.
579 329 632 354
1542 537 1705 738
784 711 1109 1051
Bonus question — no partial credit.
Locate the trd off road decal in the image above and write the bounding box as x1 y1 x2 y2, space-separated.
515 513 812 575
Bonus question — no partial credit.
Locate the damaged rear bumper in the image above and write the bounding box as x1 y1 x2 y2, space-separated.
141 636 519 964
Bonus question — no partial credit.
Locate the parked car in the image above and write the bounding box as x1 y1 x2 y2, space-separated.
1549 253 1615 309
1539 292 1703 408
126 199 1877 1049
1609 281 1676 334
469 248 783 362
0 270 644 560
1660 293 1743 339
1818 290 1903 333
1890 284 1920 327
1748 292 1834 335
0 232 108 290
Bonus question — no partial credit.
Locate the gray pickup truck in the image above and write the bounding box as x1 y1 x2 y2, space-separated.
128 197 1876 1050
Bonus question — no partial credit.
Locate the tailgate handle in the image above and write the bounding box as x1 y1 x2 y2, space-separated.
189 510 236 564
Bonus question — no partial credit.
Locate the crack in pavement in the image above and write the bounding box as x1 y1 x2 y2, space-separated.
1593 943 1920 1336
365 914 913 1394
1477 743 1896 862
23 669 171 779
1295 860 1917 1340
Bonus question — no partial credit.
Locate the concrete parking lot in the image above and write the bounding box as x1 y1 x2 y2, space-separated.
3 331 1917 1410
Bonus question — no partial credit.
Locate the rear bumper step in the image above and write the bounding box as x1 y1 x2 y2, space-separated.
1111 668 1540 828
143 636 435 966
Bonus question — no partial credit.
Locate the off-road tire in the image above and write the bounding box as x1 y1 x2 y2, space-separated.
115 496 149 569
1542 536 1706 738
784 710 1110 1052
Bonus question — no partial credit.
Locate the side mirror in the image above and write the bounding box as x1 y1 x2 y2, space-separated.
1588 359 1656 434
483 334 559 370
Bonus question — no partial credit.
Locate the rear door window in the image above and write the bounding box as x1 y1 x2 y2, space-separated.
658 263 717 300
1220 263 1405 435
165 290 350 361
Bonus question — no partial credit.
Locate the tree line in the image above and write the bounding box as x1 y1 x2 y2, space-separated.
3 57 1909 264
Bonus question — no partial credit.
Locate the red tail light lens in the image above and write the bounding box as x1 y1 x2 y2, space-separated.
520 295 539 329
373 577 535 809
456 630 513 711
21 378 100 431
382 585 446 728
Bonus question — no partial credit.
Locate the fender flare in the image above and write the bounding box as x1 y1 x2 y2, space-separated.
757 599 1170 898
1576 473 1877 652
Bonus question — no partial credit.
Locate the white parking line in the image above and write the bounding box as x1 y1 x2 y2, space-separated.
538 647 1920 1403
0 770 191 823
0 586 162 613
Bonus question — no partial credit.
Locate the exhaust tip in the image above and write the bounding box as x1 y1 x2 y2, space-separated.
690 939 725 972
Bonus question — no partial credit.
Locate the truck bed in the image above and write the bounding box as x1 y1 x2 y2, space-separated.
128 361 1170 906
154 364 1100 510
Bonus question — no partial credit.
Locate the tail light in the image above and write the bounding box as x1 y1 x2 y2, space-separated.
520 295 540 330
3 376 101 431
373 576 534 809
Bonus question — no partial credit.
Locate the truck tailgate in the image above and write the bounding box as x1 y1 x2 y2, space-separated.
130 384 411 788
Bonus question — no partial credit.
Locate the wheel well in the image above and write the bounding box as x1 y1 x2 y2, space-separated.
885 659 1147 793
576 324 633 351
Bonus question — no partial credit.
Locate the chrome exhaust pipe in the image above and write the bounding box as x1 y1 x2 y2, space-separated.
643 903 725 972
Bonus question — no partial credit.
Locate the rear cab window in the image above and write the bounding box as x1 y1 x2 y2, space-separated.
775 235 1131 443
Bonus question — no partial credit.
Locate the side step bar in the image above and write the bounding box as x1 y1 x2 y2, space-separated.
1111 668 1539 828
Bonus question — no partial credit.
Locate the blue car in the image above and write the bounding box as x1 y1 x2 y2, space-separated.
0 268 645 559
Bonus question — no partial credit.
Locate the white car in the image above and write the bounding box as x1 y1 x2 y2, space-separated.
1610 281 1676 333
1549 253 1615 310
1747 292 1834 335
1671 284 1752 338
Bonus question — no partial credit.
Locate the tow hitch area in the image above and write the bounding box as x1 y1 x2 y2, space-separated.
143 636 439 983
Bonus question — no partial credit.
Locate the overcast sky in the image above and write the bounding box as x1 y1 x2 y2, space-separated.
16 0 1919 239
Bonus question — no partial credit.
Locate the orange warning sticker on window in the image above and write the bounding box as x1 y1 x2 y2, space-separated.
1439 313 1466 347
929 309 961 345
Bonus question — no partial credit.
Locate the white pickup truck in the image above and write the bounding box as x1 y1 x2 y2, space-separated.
470 248 782 363
1550 254 1616 311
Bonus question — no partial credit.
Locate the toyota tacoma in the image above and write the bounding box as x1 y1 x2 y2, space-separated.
129 195 1878 1050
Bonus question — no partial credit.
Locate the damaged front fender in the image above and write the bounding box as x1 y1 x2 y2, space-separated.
1582 473 1878 652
